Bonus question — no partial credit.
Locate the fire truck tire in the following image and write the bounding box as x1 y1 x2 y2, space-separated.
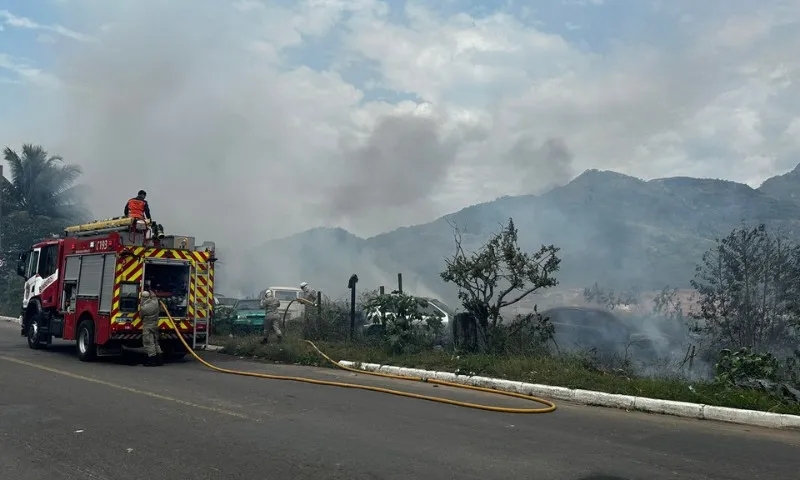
163 341 188 360
26 311 47 350
171 351 189 360
76 319 98 362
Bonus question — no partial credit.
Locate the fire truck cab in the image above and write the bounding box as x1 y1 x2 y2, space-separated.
15 216 217 362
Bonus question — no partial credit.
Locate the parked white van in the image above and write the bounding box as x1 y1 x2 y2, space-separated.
267 286 305 320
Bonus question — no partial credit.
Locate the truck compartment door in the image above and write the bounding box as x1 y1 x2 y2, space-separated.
77 255 103 297
99 253 116 313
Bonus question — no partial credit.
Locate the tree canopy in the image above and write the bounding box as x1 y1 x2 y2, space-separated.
440 217 560 349
1 144 91 314
2 143 89 221
690 223 800 353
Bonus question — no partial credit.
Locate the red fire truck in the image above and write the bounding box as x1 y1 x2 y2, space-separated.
14 217 216 361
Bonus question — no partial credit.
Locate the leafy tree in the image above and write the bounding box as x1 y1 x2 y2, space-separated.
652 286 685 320
440 217 561 350
690 223 800 354
715 347 781 384
301 297 352 342
490 310 556 356
364 292 444 353
0 144 90 314
357 288 381 309
2 144 89 220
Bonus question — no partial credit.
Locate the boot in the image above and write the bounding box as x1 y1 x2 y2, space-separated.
156 353 164 366
260 337 269 345
144 355 159 367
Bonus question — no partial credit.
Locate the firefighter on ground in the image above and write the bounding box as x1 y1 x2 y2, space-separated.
299 281 317 306
140 290 164 366
124 189 164 239
299 282 318 332
260 289 283 344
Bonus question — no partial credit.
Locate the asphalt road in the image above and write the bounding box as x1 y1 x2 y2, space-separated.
0 321 798 480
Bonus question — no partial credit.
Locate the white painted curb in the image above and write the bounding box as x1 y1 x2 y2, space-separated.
338 361 800 430
0 315 21 325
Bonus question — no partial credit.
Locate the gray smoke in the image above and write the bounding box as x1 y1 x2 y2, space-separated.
42 0 581 299
504 135 574 193
534 294 713 381
51 2 351 249
326 114 458 216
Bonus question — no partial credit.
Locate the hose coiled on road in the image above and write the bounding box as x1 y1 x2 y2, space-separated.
161 300 557 414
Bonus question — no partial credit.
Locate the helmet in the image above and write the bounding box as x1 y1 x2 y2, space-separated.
141 290 151 298
299 282 308 289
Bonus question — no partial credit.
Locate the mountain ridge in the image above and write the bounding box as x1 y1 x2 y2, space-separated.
224 164 800 305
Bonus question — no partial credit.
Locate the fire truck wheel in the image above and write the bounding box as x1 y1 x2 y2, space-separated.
26 311 47 350
76 319 98 362
163 341 188 360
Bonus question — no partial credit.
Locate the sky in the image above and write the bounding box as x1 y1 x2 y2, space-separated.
1 0 800 251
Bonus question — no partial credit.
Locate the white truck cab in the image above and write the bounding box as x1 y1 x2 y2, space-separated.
266 286 305 320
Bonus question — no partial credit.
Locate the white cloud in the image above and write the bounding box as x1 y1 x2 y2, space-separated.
0 9 93 42
0 53 61 88
1 0 800 250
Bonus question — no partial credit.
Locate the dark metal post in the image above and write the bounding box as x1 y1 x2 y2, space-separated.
316 290 322 331
397 273 403 294
350 287 356 339
348 274 359 341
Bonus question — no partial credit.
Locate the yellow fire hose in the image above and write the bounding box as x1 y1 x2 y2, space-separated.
160 300 557 414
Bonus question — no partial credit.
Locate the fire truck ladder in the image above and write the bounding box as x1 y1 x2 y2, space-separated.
191 264 210 350
63 217 151 244
64 217 134 236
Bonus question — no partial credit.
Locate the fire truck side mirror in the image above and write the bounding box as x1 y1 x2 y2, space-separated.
16 251 28 278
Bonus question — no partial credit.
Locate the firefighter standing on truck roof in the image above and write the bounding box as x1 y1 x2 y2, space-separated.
140 290 164 366
125 190 152 220
124 189 164 239
260 289 283 345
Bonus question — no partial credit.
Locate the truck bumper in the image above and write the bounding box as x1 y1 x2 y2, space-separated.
109 330 195 341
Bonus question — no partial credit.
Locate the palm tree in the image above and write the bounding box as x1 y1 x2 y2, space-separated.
2 144 89 221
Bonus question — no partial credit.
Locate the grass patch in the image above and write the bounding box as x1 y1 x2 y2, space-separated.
211 334 800 415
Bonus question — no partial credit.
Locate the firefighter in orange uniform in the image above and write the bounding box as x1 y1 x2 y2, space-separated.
125 190 152 220
124 190 164 239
